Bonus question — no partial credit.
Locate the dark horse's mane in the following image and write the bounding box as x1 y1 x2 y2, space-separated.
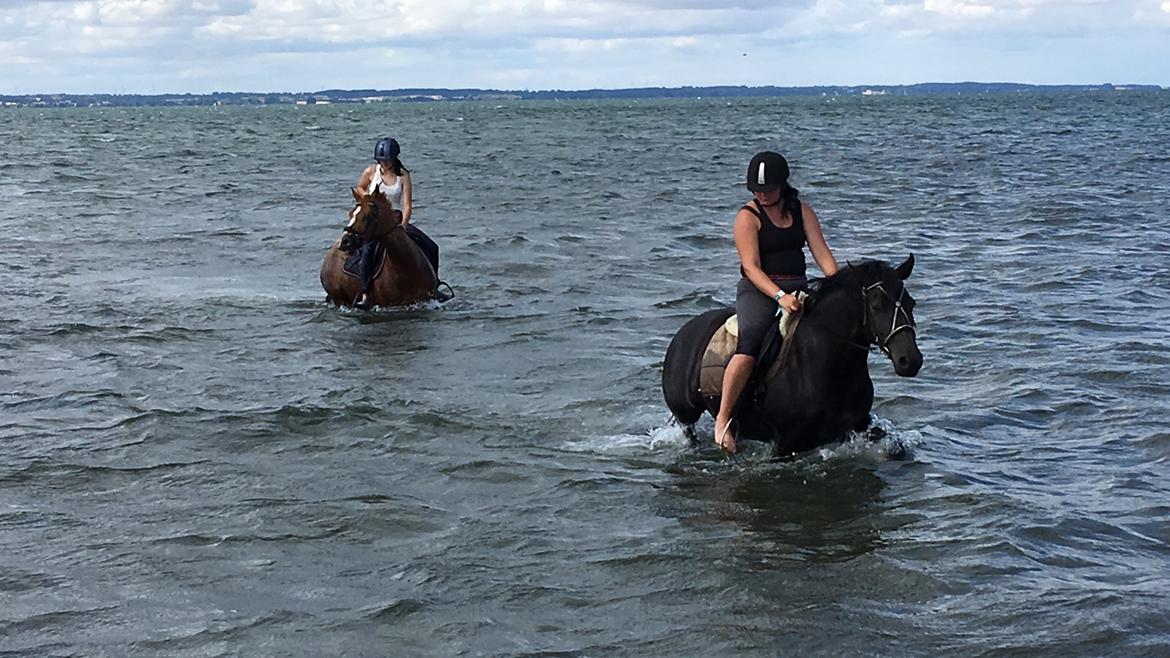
804 260 886 316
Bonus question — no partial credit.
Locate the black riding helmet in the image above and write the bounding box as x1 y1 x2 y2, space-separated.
746 151 789 192
374 137 400 162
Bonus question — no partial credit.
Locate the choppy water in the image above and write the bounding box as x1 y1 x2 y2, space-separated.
2 92 1170 656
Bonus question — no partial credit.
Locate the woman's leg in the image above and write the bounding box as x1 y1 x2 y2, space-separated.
355 240 384 308
715 279 778 452
715 354 755 453
404 224 439 275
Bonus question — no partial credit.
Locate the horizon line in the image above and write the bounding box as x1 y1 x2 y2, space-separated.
3 81 1165 98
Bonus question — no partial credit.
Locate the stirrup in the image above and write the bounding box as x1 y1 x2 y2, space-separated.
353 293 371 310
435 280 455 302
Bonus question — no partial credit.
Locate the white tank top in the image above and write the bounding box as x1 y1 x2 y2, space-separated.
369 165 404 208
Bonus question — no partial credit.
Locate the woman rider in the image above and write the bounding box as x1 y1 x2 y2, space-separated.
353 137 446 307
715 151 840 453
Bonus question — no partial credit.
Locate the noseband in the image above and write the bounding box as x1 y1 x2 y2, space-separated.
861 280 917 355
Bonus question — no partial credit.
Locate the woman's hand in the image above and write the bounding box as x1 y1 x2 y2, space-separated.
778 291 802 313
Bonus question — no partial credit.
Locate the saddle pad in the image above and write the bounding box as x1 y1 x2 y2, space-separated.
341 239 386 281
697 299 806 396
698 319 740 396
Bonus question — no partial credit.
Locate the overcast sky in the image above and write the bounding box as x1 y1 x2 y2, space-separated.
2 0 1167 94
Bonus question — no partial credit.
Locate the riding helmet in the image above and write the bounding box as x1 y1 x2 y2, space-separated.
374 137 401 162
746 151 789 192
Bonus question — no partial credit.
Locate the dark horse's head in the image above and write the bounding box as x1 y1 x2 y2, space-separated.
345 184 403 241
855 255 922 376
818 255 922 377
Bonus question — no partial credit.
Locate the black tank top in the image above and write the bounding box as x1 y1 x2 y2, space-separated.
740 199 806 277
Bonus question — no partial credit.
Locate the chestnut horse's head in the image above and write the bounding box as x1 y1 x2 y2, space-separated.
345 184 402 241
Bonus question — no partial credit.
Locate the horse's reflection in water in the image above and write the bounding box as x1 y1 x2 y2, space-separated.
663 456 891 563
730 465 887 562
320 184 439 309
647 458 939 645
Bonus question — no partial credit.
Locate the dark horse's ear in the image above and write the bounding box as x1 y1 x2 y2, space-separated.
351 186 364 202
895 254 915 280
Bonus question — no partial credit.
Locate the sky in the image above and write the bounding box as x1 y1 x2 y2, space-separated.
1 0 1168 95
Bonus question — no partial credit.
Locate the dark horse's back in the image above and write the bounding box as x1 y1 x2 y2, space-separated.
662 307 734 426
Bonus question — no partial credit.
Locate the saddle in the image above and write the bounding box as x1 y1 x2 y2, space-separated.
697 294 806 396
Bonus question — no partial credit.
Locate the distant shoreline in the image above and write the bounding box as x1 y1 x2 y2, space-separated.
1 82 1162 108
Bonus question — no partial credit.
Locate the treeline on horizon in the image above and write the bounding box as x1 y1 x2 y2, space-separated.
2 82 1162 107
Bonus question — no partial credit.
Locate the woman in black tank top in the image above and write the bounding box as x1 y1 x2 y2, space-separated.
715 151 841 454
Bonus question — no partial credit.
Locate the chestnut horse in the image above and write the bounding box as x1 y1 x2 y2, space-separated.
320 184 439 308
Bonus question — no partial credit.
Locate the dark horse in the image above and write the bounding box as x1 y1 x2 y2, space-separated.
662 256 923 456
320 184 440 308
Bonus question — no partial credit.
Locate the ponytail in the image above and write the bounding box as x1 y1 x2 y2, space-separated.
781 184 801 225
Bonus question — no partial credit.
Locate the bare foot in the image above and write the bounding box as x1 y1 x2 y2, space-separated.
714 417 737 454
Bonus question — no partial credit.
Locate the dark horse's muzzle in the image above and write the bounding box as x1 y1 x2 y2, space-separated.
888 334 923 377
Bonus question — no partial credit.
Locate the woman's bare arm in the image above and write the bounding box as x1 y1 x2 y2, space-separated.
401 171 413 224
803 202 839 276
357 165 374 190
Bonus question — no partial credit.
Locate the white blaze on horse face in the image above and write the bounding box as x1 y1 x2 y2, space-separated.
347 206 359 228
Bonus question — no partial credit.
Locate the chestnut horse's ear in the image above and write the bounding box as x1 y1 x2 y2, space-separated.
896 254 915 280
351 186 364 202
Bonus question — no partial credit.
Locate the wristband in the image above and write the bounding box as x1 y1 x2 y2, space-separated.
773 291 785 304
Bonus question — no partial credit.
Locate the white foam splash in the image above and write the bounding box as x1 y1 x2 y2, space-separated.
814 415 922 463
563 415 922 462
332 297 446 314
563 423 691 455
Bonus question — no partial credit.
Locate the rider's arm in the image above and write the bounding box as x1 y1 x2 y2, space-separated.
803 202 839 277
357 165 373 190
735 209 787 304
401 171 413 224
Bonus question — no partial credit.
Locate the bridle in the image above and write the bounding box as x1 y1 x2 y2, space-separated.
861 279 917 356
345 198 380 236
760 264 916 388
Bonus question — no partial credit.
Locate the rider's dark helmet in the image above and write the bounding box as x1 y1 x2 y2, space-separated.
745 151 789 192
374 137 401 162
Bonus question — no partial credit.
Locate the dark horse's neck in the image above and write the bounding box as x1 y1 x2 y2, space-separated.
800 270 870 361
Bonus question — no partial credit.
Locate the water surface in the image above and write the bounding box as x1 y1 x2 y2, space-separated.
2 92 1169 655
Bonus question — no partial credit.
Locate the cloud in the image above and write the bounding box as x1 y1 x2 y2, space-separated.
789 0 1150 38
0 0 1166 93
1145 0 1170 23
